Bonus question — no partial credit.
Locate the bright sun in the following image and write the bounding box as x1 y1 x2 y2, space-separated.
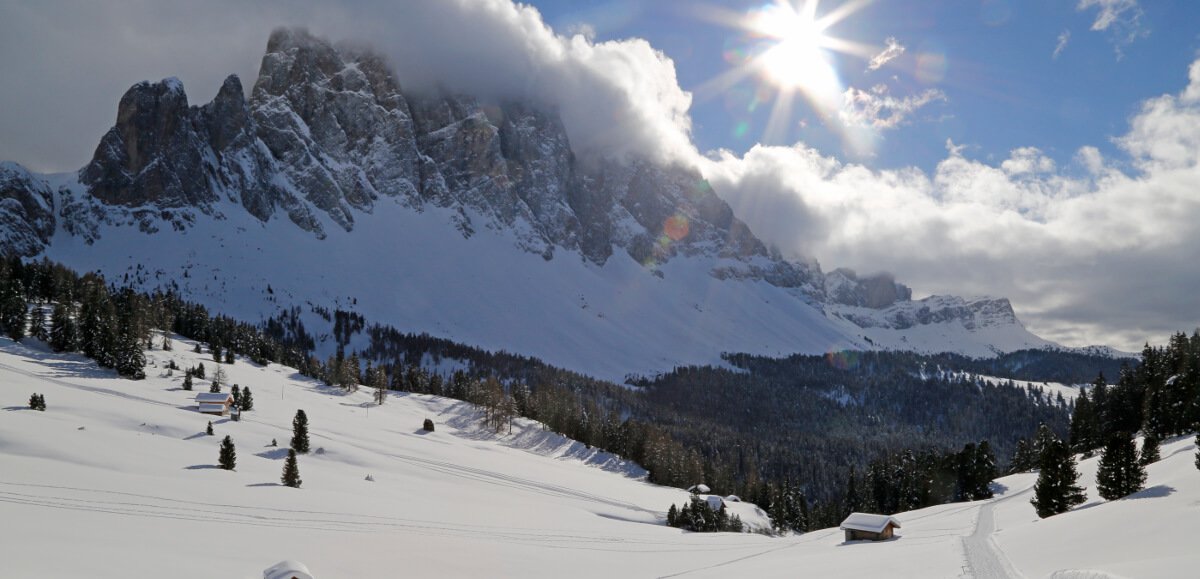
693 0 875 146
752 2 832 89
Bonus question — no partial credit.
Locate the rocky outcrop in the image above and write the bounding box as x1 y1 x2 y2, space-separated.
0 27 1040 347
825 268 913 309
0 163 55 257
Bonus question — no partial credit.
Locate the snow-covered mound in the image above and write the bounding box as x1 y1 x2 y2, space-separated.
1 337 1195 577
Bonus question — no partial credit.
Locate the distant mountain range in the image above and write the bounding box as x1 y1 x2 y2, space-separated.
0 28 1082 380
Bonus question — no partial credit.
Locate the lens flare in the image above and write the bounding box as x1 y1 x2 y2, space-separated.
825 349 861 371
664 214 690 241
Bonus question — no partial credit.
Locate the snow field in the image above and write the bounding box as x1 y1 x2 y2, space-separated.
2 334 1196 578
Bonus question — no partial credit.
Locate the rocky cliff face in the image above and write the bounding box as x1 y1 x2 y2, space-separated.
0 27 1036 348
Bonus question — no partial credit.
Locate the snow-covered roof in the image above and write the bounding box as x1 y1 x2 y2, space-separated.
724 495 741 502
704 495 725 511
840 513 901 534
687 484 711 494
263 559 313 579
195 392 232 403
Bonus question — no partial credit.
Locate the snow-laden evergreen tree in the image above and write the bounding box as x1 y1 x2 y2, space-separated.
209 380 220 393
282 448 302 488
218 435 236 470
666 504 678 527
1031 437 1086 518
182 371 193 391
1097 432 1146 500
291 409 310 453
231 385 241 407
206 421 213 436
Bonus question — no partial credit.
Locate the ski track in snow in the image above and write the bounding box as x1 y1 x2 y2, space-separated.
963 487 1030 578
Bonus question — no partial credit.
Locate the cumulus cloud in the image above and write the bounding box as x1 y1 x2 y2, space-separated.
866 37 905 72
702 58 1200 350
839 84 946 130
1076 0 1148 58
1053 30 1071 59
0 0 694 171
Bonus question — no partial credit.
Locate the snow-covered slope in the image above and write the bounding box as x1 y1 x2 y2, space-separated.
0 28 1062 380
3 337 1195 578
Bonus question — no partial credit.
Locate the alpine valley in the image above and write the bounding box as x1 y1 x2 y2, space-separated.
0 28 1068 381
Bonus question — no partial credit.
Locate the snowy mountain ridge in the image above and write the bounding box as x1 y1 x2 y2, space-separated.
0 28 1075 379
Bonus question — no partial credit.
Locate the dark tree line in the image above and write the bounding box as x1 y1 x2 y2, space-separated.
3 258 1117 531
666 496 743 533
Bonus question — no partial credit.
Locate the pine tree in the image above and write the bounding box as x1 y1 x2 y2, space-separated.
281 448 302 488
209 380 220 393
240 387 254 411
1031 438 1087 518
231 385 242 408
218 435 236 470
225 348 234 364
1032 423 1058 467
0 277 27 341
291 409 310 453
28 305 48 342
667 504 679 527
844 467 861 516
195 362 205 380
1069 389 1100 454
1096 432 1146 500
1140 433 1161 466
1008 437 1035 473
48 302 78 352
182 371 193 391
29 393 45 411
206 421 213 436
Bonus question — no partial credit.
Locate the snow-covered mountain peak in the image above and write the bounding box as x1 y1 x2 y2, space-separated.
0 27 1067 377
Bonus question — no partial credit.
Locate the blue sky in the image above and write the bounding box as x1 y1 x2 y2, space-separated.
1 0 1198 350
532 0 1200 173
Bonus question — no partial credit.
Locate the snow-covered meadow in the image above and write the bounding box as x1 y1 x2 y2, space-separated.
1 335 1196 578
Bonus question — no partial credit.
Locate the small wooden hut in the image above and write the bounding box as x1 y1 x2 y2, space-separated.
839 512 901 541
195 392 234 416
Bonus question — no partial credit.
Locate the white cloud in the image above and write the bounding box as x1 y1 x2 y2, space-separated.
703 58 1200 350
1053 30 1071 59
1 0 1196 351
0 0 695 170
1076 0 1148 58
838 84 946 130
866 37 906 72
